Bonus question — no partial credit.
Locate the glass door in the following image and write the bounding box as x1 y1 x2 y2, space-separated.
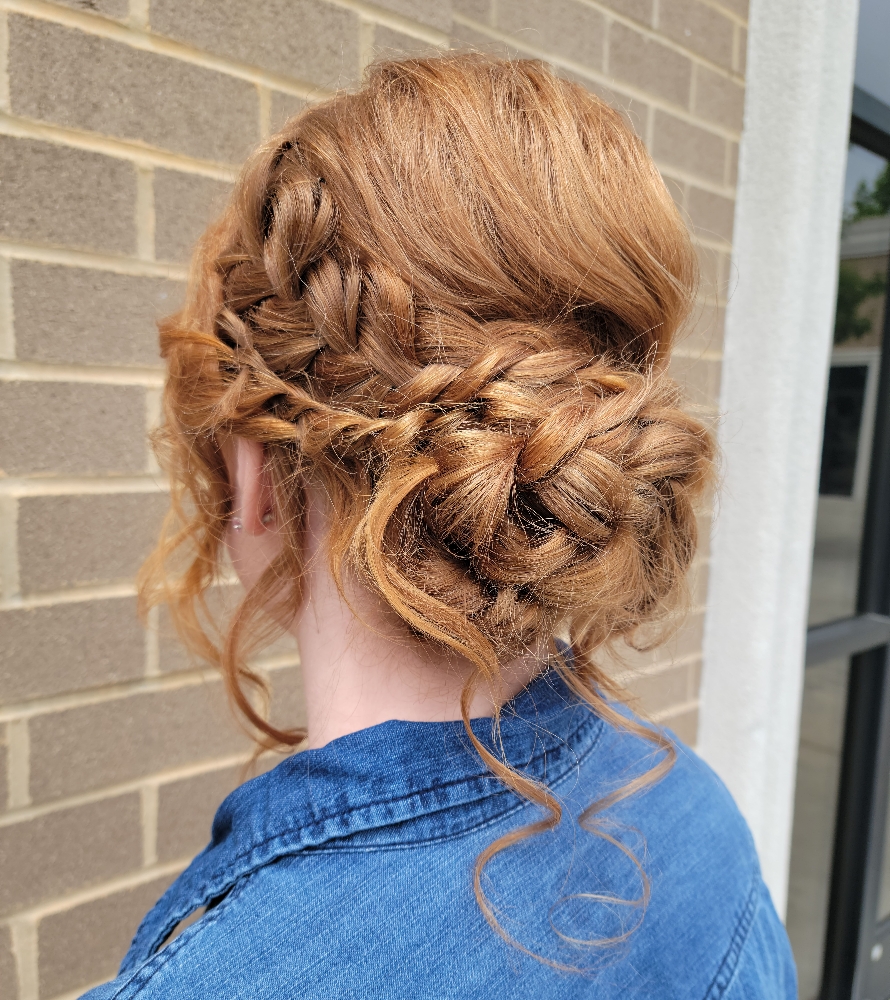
785 70 890 1000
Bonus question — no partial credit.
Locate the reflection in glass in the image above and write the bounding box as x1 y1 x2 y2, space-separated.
786 658 851 999
808 145 889 627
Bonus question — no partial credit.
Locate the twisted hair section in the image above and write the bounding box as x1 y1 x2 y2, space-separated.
140 54 714 963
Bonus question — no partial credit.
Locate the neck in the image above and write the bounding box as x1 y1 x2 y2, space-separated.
290 486 543 749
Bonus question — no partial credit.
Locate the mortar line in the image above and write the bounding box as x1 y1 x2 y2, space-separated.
547 0 746 50
0 748 288 828
0 581 138 611
612 650 702 684
135 164 155 261
0 358 164 385
2 858 190 923
357 17 375 72
0 254 12 360
0 0 336 98
127 0 148 31
0 651 301 723
0 475 168 498
321 0 449 46
0 10 9 112
140 783 159 867
145 384 163 474
257 83 272 139
652 698 699 723
0 495 19 602
0 239 186 279
9 917 38 1000
452 13 744 138
0 109 238 179
6 717 31 807
145 604 160 677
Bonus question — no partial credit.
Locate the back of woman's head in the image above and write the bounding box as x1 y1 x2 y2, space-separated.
147 50 712 764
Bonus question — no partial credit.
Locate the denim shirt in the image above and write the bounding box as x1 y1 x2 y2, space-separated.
82 671 796 999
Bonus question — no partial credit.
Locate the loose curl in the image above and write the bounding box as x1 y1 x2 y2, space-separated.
141 53 714 965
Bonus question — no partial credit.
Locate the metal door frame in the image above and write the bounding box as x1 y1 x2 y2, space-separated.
811 85 890 1000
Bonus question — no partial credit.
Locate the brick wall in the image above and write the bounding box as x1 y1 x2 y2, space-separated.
0 1 745 996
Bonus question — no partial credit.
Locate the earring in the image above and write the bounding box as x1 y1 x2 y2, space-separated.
231 517 243 531
261 510 274 527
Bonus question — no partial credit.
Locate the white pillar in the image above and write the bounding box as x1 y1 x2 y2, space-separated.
698 0 860 918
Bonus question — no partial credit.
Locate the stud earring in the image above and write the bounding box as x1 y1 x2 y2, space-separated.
261 510 274 527
231 517 243 531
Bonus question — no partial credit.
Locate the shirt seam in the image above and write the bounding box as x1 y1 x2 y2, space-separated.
299 713 610 855
129 708 614 967
209 709 604 872
701 869 761 1000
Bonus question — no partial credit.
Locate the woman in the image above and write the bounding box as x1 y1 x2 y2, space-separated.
83 54 795 998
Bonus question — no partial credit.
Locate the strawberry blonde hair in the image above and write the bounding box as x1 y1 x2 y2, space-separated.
141 53 714 961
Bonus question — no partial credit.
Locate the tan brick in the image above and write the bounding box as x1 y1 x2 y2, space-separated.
737 27 747 76
727 140 738 186
157 765 243 863
372 25 441 58
0 137 135 255
0 733 7 814
605 0 654 25
658 0 735 69
28 683 249 803
150 0 362 90
54 0 128 16
661 703 699 745
0 382 147 478
693 64 745 131
8 16 258 165
717 0 748 16
153 170 233 265
495 0 605 70
12 261 179 368
0 923 16 1000
0 598 144 703
453 0 491 21
38 875 174 999
18 493 168 594
157 584 242 675
450 22 522 59
669 353 722 408
608 23 691 108
370 0 451 31
687 186 735 242
269 92 307 133
624 661 692 716
615 609 706 672
0 794 142 916
158 585 301 675
681 299 725 354
652 111 726 184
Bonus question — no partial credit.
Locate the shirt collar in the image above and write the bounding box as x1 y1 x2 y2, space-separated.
125 668 603 967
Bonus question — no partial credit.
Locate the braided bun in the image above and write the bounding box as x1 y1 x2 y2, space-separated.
144 53 714 960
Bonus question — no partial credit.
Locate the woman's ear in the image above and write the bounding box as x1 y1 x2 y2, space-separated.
220 437 281 592
223 437 270 535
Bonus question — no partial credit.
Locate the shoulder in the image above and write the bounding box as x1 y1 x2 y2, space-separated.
564 708 796 997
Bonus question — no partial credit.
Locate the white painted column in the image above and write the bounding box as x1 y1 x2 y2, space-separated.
698 0 859 918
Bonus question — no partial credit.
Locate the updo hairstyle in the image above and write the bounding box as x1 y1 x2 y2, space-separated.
142 53 714 958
